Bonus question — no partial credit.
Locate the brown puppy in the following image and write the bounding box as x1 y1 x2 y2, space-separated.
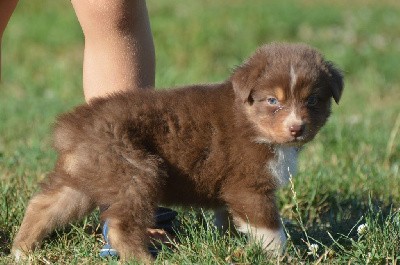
12 43 343 262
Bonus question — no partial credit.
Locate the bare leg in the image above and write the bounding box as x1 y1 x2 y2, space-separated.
12 184 94 260
71 0 155 102
70 1 168 249
0 0 19 81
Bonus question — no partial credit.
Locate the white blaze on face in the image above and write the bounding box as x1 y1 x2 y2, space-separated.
283 109 302 133
290 64 297 95
235 218 287 253
283 110 296 127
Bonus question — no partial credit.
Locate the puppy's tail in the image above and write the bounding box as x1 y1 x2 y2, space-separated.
52 96 132 153
53 104 95 152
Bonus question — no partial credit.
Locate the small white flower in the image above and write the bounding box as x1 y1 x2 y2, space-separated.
357 224 368 236
307 243 319 256
366 252 372 263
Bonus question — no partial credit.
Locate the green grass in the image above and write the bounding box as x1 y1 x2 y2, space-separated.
1 0 399 264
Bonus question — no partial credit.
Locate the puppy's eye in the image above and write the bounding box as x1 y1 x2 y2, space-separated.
267 97 279 106
306 95 318 106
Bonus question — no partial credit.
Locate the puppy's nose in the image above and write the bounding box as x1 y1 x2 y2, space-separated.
290 124 305 137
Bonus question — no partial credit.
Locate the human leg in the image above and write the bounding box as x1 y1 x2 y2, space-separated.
70 1 175 257
0 0 19 81
70 0 155 101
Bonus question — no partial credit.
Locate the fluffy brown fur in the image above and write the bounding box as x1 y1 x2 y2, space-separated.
12 43 343 262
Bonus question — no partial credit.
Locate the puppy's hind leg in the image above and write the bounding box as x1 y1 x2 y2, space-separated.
102 200 155 264
100 155 165 263
12 182 94 260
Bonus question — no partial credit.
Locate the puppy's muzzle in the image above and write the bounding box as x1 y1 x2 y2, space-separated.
289 124 305 138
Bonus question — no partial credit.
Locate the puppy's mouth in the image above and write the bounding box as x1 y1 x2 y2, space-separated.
284 137 306 146
283 133 311 146
254 134 309 146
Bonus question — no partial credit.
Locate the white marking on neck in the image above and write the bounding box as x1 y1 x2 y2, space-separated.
290 64 297 95
268 146 298 187
235 218 286 252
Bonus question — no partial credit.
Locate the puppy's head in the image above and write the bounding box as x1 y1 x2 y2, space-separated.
231 43 344 145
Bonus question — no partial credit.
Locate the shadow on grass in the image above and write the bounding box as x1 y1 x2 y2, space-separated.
1 197 395 261
0 229 11 256
284 194 395 258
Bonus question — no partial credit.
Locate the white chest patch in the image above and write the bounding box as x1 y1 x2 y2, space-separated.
268 146 298 187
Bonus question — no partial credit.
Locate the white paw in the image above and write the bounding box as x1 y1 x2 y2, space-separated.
13 249 23 262
258 227 287 252
236 219 287 254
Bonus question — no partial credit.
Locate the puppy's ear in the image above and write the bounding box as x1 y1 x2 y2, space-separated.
230 60 264 104
326 62 344 104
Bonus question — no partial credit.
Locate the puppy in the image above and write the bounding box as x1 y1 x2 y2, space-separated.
12 43 343 262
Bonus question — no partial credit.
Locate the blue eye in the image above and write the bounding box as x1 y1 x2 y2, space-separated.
267 97 279 105
306 95 318 106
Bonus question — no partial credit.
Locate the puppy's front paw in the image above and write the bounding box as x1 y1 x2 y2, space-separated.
259 227 287 255
11 248 27 263
237 222 287 255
